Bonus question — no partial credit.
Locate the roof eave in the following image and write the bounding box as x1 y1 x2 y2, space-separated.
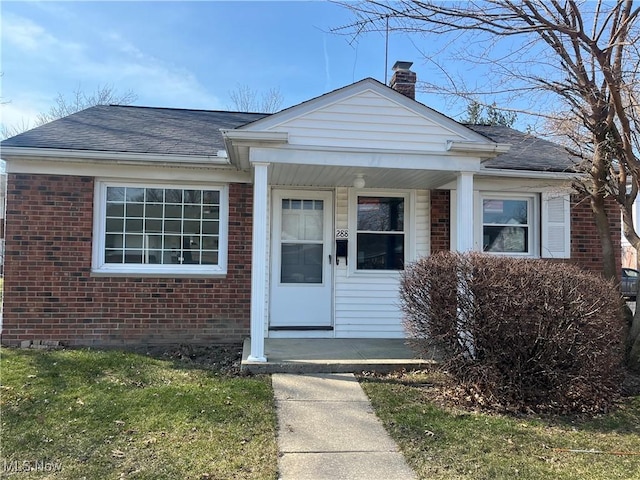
220 130 289 145
0 146 230 166
220 130 289 170
478 166 580 180
446 140 511 158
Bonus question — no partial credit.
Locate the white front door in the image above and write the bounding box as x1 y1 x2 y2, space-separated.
270 190 333 329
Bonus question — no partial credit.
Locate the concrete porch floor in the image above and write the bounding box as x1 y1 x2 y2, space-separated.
241 338 440 374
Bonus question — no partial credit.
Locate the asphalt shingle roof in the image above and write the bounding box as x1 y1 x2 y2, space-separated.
467 124 577 172
1 105 577 173
1 105 269 157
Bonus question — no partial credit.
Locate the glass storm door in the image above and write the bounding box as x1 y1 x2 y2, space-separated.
270 190 333 329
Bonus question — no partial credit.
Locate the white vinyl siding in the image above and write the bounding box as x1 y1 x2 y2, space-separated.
332 189 429 338
415 190 430 258
336 187 348 230
270 91 468 152
334 274 405 338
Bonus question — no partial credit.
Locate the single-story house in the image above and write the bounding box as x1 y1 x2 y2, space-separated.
0 62 620 361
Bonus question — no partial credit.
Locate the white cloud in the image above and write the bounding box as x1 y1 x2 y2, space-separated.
1 11 223 118
92 32 223 109
2 13 52 51
1 12 84 59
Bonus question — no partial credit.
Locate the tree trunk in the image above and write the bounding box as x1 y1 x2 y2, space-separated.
590 194 618 281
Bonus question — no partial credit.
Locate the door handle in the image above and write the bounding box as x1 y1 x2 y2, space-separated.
329 254 332 264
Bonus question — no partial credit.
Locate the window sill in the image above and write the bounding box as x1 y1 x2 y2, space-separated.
90 268 227 279
483 251 538 258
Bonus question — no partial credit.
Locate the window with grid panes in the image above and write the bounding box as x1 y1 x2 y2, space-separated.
93 182 227 275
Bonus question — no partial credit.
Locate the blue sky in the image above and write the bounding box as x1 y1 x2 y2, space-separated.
1 0 468 133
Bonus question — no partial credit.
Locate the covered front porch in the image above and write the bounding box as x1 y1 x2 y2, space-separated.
240 338 441 374
221 78 510 364
242 163 484 362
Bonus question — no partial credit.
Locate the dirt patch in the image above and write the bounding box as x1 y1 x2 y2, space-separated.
361 367 640 416
137 344 244 375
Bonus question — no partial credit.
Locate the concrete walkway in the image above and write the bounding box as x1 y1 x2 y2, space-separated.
273 373 417 480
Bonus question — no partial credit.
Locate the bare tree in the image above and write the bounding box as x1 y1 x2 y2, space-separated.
1 119 34 139
38 84 137 124
2 84 137 138
337 0 640 369
228 84 284 113
461 101 517 127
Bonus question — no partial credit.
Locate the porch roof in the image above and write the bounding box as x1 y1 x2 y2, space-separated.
267 163 458 190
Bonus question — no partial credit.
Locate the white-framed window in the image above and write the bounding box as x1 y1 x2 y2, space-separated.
452 188 570 259
480 193 536 256
92 181 228 276
355 194 407 270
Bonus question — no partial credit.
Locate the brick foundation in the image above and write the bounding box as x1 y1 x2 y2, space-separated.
1 174 252 347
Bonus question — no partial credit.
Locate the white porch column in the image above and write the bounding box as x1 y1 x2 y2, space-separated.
455 171 475 252
248 162 269 362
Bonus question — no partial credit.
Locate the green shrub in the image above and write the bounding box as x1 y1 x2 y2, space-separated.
400 252 627 413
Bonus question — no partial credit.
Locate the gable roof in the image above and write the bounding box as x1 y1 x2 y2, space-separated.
1 105 268 157
468 124 577 172
238 78 493 145
1 90 576 174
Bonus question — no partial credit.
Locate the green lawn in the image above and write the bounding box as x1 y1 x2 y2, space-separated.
3 347 639 480
0 347 278 479
360 371 640 480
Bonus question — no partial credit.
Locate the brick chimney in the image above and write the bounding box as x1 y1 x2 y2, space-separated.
389 61 416 100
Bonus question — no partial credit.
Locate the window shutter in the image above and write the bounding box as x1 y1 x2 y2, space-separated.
541 192 571 258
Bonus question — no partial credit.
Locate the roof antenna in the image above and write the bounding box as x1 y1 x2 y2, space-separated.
331 12 400 84
384 15 390 85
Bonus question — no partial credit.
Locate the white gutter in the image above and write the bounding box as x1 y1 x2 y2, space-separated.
220 130 289 145
478 166 581 180
0 146 230 165
446 140 511 157
221 130 289 171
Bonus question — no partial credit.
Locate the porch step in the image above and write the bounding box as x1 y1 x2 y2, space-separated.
241 338 439 374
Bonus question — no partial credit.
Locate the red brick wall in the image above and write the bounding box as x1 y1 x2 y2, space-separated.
1 174 252 347
570 194 621 274
429 190 622 274
430 190 450 254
